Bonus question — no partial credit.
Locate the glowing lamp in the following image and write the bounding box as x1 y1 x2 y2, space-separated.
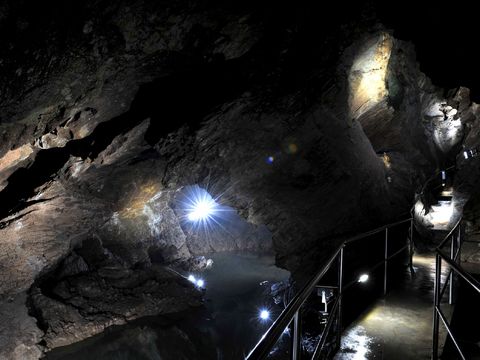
196 279 205 288
188 198 216 221
358 274 369 283
259 309 270 321
188 275 196 283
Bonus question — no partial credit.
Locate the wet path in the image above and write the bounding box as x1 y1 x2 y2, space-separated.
334 253 450 360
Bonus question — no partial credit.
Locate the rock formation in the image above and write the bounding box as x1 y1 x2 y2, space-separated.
1 1 479 358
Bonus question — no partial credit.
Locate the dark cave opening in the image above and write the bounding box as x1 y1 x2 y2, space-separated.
374 0 480 102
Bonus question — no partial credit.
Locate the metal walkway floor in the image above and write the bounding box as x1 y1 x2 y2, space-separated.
334 254 449 360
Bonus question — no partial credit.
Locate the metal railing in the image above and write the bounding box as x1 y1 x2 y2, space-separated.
246 218 413 360
432 218 480 360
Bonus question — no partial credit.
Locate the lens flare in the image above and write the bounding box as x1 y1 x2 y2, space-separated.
187 198 216 221
180 186 220 225
259 309 270 321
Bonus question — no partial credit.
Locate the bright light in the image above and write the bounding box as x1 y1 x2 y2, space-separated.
259 309 270 321
180 186 220 225
188 198 216 221
187 275 205 288
358 274 369 283
430 201 454 227
464 151 469 159
349 33 393 119
414 198 455 230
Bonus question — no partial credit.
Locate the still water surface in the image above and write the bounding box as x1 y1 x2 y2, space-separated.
46 252 290 360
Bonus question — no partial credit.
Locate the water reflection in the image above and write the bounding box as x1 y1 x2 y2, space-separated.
46 252 290 360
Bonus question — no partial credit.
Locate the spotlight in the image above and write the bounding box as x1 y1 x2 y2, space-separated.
188 275 196 283
259 309 270 321
188 198 216 222
196 279 205 288
358 274 369 283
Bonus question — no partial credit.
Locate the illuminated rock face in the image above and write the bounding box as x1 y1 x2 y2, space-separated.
349 33 393 120
424 101 464 154
0 1 478 357
0 144 35 190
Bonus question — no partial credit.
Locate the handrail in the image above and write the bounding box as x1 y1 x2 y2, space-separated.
312 295 341 359
344 218 411 244
246 217 413 360
432 217 480 359
246 245 344 360
437 218 462 249
437 250 480 293
436 306 466 360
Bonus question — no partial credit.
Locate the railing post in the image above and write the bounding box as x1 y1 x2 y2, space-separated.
449 234 455 305
457 223 463 262
336 246 344 351
432 253 442 359
409 218 415 274
457 223 462 271
292 310 301 360
384 227 388 296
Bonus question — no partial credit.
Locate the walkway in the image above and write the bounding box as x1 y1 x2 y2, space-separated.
334 253 449 360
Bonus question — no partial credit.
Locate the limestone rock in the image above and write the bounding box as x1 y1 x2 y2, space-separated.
29 244 202 349
0 293 43 360
0 1 479 357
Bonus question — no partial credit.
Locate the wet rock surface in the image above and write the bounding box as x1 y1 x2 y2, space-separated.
28 237 203 350
0 0 479 358
0 293 44 360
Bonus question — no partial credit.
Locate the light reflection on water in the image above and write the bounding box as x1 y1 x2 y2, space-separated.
46 251 290 360
199 252 291 359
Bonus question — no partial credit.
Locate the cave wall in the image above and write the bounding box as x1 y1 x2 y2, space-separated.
452 87 480 232
0 1 478 358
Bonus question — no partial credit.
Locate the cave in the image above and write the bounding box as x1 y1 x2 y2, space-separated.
1 1 480 359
